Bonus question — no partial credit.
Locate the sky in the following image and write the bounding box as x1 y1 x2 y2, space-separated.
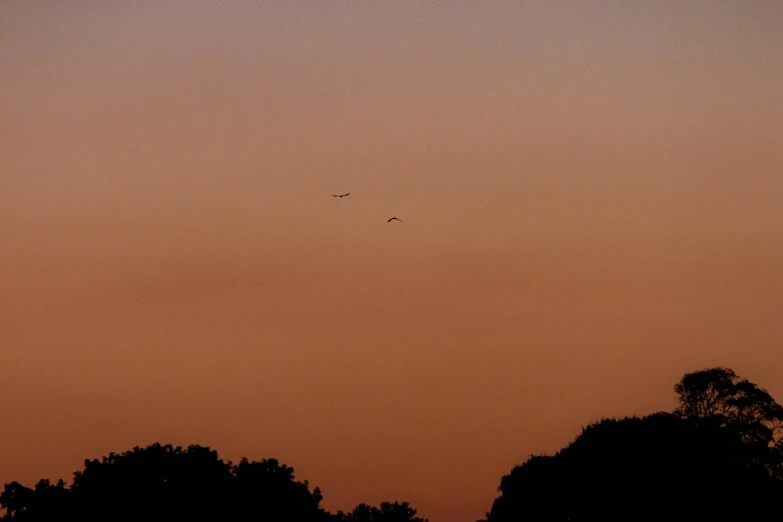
1 2 782 520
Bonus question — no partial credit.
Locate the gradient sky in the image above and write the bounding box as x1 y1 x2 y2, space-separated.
2 2 782 521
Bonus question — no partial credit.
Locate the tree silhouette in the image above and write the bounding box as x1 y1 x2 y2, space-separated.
1 443 422 522
674 367 783 476
68 443 236 522
232 457 327 521
338 501 428 522
5 366 782 522
481 367 783 522
0 479 73 521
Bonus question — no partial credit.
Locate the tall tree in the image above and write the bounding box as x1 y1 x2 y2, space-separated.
481 367 783 522
674 367 783 475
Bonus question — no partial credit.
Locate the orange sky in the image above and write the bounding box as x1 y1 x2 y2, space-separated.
1 3 782 521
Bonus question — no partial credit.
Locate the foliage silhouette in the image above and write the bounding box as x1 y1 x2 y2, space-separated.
4 367 782 522
1 443 422 522
674 366 783 477
481 367 783 522
338 501 428 522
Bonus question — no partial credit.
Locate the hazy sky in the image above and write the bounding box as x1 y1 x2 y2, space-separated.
2 2 782 520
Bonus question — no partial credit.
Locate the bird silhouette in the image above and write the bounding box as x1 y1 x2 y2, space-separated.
332 193 350 198
387 217 401 223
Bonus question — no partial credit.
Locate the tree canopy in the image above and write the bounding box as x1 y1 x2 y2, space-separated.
481 367 783 522
338 502 428 522
674 366 783 477
3 367 780 522
0 444 425 522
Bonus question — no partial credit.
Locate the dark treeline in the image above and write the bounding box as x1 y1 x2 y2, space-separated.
3 367 782 522
0 447 425 522
480 367 783 521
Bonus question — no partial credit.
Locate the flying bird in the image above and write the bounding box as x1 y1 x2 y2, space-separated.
387 217 401 223
332 193 350 198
